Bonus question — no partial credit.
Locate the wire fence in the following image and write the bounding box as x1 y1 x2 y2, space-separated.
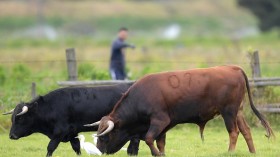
0 59 280 65
1 59 280 64
1 57 280 115
1 58 280 82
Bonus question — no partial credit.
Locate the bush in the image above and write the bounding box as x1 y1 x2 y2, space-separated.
0 66 6 85
78 63 110 80
238 0 280 31
10 64 31 84
78 63 94 80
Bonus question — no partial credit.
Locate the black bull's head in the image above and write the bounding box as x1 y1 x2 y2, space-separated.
85 116 148 154
3 101 38 140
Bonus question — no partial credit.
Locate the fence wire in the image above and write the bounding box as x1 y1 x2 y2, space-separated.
1 59 280 64
1 59 280 82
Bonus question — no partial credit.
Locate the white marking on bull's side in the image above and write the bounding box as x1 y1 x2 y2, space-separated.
76 134 102 156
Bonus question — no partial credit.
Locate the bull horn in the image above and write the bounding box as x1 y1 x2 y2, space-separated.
16 106 28 116
2 109 14 115
84 121 100 127
97 120 114 137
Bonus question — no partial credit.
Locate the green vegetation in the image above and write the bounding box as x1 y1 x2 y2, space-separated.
78 63 110 80
0 0 257 39
0 121 279 157
1 32 280 117
238 0 280 31
0 17 35 31
0 66 6 85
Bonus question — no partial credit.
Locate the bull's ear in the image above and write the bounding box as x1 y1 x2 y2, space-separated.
35 95 44 104
33 102 38 108
28 101 38 110
30 95 43 109
38 95 44 102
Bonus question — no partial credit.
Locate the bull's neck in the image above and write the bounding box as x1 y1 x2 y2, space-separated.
109 101 137 126
33 108 54 137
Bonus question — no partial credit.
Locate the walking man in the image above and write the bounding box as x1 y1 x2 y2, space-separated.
110 27 135 80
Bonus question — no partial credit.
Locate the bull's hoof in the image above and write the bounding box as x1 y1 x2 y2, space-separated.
151 152 161 156
159 152 166 156
152 153 165 156
76 151 81 156
46 152 52 157
127 153 138 156
127 149 139 156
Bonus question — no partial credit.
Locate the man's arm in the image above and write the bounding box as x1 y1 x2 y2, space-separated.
113 40 135 50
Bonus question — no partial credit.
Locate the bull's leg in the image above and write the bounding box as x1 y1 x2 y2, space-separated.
198 122 206 142
46 139 60 157
237 112 256 153
156 133 166 156
222 111 239 152
127 138 140 156
145 114 170 156
70 137 81 155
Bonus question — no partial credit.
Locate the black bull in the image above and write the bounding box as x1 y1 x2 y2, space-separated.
3 83 140 157
89 66 274 156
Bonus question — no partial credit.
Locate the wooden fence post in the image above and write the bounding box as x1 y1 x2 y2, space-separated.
31 82 36 99
249 50 263 97
250 51 261 78
66 48 78 81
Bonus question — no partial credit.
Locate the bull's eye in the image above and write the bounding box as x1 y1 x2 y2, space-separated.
99 136 104 141
15 116 24 123
99 136 109 143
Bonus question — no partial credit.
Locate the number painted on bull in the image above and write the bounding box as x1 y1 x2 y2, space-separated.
168 75 180 88
184 72 192 86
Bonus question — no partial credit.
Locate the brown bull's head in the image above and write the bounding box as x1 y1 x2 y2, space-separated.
86 116 130 154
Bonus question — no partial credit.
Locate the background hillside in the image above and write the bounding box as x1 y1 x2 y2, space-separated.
0 0 258 39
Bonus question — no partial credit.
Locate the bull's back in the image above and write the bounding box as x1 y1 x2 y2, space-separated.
44 84 131 128
71 85 131 121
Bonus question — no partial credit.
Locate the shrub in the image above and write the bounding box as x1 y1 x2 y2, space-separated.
10 64 31 84
0 66 6 85
78 63 110 80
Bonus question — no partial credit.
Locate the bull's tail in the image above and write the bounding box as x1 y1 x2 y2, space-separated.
241 70 274 139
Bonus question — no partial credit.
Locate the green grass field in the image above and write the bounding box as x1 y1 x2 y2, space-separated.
0 120 279 157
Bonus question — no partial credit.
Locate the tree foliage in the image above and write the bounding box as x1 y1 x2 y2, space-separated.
238 0 280 31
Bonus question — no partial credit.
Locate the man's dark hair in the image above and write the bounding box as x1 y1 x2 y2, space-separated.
119 27 128 32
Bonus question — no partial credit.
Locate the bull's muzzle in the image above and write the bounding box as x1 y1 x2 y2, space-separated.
9 133 19 140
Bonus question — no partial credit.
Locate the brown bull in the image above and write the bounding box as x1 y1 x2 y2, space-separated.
87 65 274 156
